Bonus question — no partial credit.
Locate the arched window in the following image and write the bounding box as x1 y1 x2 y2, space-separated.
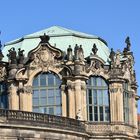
123 82 129 123
0 83 8 109
87 76 109 122
32 73 62 116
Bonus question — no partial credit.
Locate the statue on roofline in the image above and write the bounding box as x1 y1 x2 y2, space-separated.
7 47 17 64
67 45 73 61
123 36 131 53
92 43 98 55
18 48 25 64
109 48 115 62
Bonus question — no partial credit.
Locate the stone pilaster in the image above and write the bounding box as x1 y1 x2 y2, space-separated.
109 79 124 123
81 81 87 121
74 79 82 120
131 84 138 127
61 85 67 117
67 81 75 119
19 85 32 112
8 83 19 110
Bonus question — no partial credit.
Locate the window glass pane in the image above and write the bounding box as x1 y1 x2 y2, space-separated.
49 107 54 115
104 90 109 105
105 107 109 121
48 74 54 86
93 90 97 105
33 107 39 113
40 74 46 86
40 98 47 105
48 89 54 97
40 89 46 98
89 106 92 113
55 77 61 86
56 106 61 116
33 98 39 106
48 97 54 105
40 107 47 113
98 90 103 105
88 90 92 104
33 90 39 98
92 77 96 86
55 89 60 97
33 77 38 86
89 114 93 121
88 78 91 85
89 106 93 121
56 96 61 105
102 79 107 86
97 77 102 86
100 106 103 121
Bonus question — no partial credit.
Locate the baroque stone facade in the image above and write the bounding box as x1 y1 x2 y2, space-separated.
0 26 139 139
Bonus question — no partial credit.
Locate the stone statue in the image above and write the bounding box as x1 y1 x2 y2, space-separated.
74 44 79 60
123 36 131 53
125 36 131 51
67 45 73 61
79 45 84 61
92 43 98 55
115 50 121 68
109 48 115 62
7 47 17 64
0 41 4 61
18 48 25 64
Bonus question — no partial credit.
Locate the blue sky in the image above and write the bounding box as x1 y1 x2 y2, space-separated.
0 0 140 112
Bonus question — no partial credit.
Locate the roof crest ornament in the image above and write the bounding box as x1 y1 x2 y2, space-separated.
40 33 50 43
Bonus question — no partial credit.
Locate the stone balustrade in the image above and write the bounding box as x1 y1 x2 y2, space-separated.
0 108 85 133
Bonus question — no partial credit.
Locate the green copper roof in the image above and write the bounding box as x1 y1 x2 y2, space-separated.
2 26 110 63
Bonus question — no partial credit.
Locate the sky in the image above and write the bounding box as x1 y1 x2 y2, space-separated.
0 0 140 112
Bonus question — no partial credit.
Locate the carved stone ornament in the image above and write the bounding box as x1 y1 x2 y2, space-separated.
23 86 32 93
29 42 63 72
0 66 6 81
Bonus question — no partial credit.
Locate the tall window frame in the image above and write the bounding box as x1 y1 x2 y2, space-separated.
123 82 129 123
87 76 110 122
0 82 8 109
32 72 62 116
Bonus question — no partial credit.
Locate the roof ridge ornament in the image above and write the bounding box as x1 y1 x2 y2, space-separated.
40 33 50 43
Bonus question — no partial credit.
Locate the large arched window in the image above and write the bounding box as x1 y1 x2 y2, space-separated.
32 73 62 116
87 76 109 122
